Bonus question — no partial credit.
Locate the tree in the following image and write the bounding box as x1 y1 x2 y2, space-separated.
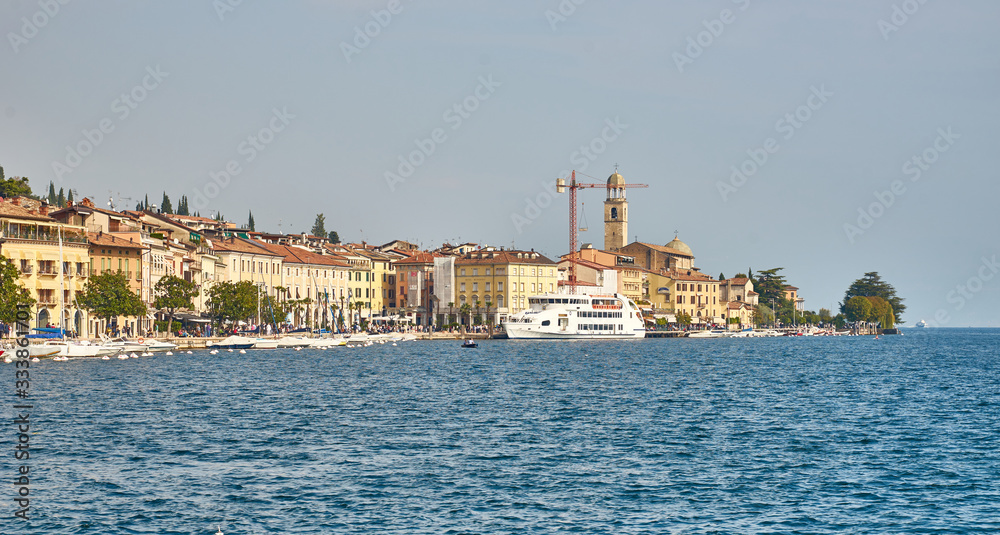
754 268 788 304
311 214 327 238
154 275 199 335
676 311 692 326
160 192 173 214
247 210 256 231
67 188 74 204
840 272 906 324
718 272 725 281
843 296 873 324
76 271 147 328
818 308 833 323
176 195 190 216
56 187 65 207
206 280 258 327
459 303 472 326
328 230 340 244
0 257 35 324
0 171 34 198
47 182 57 205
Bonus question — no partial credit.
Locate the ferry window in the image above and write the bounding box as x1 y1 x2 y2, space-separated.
541 320 550 326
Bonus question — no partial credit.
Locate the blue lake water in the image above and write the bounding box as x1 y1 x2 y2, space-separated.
5 328 1000 534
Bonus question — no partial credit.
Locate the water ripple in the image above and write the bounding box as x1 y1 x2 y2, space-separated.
7 329 1000 533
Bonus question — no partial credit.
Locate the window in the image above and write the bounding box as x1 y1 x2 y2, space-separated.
520 268 525 275
497 282 503 291
497 268 504 275
520 282 524 291
549 283 554 292
460 283 466 291
549 269 554 276
485 268 490 275
531 268 535 276
473 268 478 276
461 268 466 276
485 282 490 291
531 283 535 292
473 282 478 291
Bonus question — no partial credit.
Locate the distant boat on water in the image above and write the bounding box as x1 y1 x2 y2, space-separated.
915 320 927 328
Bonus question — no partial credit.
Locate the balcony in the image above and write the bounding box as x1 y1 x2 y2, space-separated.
19 265 33 276
2 227 88 244
37 268 57 277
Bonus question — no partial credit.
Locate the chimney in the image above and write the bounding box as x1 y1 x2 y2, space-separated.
10 197 20 206
39 203 49 216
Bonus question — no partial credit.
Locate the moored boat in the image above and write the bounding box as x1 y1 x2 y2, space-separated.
501 292 645 339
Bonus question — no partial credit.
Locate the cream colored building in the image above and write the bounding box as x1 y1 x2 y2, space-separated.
257 242 351 328
455 248 558 324
670 270 725 325
1 199 91 336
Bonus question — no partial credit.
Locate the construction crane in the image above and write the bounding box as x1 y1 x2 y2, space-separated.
556 170 648 293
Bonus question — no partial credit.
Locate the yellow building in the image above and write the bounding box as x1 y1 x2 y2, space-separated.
347 245 396 316
641 269 677 313
670 270 725 325
88 231 147 336
455 248 558 324
1 199 91 335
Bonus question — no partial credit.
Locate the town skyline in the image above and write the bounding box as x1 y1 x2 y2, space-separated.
2 1 998 326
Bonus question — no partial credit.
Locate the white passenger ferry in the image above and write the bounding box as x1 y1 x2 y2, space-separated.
501 293 646 339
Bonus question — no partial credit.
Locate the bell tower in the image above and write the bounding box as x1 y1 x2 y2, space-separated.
604 168 627 251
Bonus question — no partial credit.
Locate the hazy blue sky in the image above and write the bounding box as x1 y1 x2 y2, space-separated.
3 1 998 326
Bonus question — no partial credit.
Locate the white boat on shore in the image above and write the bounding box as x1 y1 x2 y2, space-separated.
501 292 645 339
35 340 121 357
276 336 313 348
686 329 733 338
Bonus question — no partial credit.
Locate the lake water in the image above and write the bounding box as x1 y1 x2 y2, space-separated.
5 329 1000 533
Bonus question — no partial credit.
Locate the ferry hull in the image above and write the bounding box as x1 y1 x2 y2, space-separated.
505 328 645 340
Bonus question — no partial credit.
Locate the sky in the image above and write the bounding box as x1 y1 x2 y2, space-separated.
2 0 999 326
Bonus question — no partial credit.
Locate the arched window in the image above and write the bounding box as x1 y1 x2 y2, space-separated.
611 207 618 219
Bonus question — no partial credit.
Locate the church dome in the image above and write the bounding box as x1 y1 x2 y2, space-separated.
666 235 692 256
607 171 625 186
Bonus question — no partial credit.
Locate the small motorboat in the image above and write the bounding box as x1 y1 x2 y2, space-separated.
461 339 478 348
